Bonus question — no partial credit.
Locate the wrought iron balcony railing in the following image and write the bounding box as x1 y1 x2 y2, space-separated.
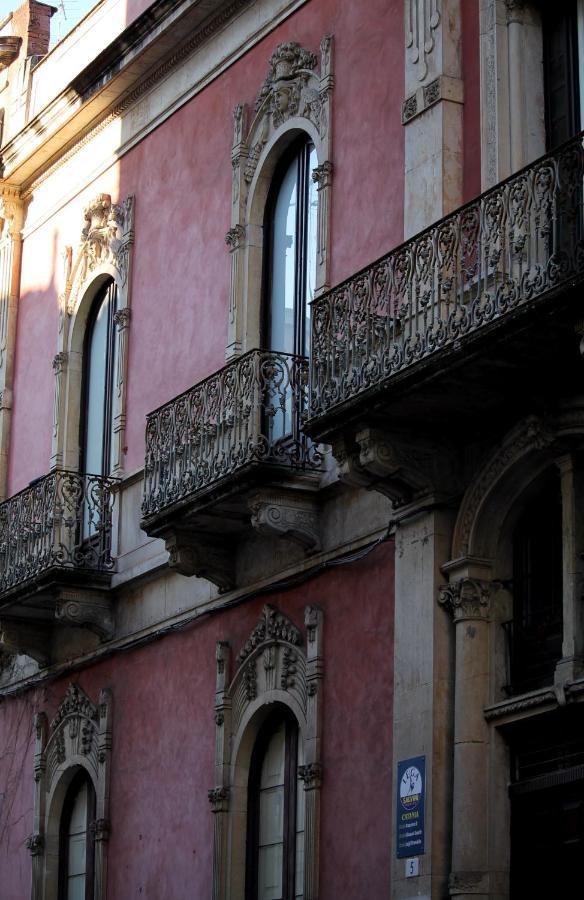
142 349 321 522
310 131 584 421
0 470 116 598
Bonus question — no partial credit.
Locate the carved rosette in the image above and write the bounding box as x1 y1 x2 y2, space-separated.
438 578 493 622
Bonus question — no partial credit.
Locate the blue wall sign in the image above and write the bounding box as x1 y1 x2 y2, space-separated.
396 755 426 858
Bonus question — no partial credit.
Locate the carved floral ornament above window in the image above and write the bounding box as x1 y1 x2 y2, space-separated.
226 37 334 360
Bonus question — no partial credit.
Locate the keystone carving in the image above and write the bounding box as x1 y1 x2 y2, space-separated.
237 604 302 667
54 590 114 640
438 578 494 621
164 528 235 593
249 490 321 552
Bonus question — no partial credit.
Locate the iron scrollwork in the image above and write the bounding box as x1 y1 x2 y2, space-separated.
309 131 584 419
0 470 116 594
142 349 321 519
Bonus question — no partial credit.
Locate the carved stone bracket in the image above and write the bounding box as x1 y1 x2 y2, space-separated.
249 489 321 552
333 427 459 509
405 0 441 83
54 589 114 640
438 578 494 622
0 619 51 666
163 527 235 593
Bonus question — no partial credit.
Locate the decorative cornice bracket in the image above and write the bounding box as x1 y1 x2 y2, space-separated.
163 527 236 593
249 489 321 553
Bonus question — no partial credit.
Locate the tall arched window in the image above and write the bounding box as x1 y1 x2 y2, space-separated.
81 279 117 477
246 708 305 900
508 468 563 693
58 770 96 900
263 137 318 358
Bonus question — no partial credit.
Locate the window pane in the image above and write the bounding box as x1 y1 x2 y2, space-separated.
268 156 298 354
258 843 284 900
84 295 109 475
67 780 88 898
304 144 319 357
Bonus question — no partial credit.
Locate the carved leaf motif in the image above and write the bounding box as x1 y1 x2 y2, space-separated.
236 604 302 667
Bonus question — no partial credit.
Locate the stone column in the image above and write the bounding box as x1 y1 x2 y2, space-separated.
403 0 464 237
0 188 24 500
555 454 584 684
391 506 456 899
439 564 495 899
27 712 47 900
209 786 230 900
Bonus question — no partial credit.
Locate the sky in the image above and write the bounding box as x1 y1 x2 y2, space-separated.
0 0 98 47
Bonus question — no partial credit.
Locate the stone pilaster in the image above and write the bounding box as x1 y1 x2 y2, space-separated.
555 454 584 684
439 564 496 899
403 0 464 236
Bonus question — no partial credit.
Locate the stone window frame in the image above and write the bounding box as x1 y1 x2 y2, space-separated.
51 193 134 478
225 36 333 361
209 604 324 900
27 682 113 900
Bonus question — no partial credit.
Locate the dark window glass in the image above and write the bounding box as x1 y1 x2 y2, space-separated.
506 469 563 693
542 1 581 149
58 770 96 900
263 138 318 358
246 709 305 900
81 279 117 477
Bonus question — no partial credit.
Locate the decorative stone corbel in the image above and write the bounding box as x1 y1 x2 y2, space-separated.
0 619 51 666
164 528 236 593
54 589 114 640
332 428 439 508
249 489 321 552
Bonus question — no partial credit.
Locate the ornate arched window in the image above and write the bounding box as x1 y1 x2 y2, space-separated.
226 38 333 360
58 770 96 900
263 137 318 358
209 605 323 900
247 708 305 899
81 279 118 478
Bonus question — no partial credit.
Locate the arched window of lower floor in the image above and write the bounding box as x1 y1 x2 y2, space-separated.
58 770 96 900
246 708 305 900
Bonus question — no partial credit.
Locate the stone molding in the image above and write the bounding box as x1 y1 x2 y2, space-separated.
249 489 321 552
402 73 463 124
210 604 323 900
29 684 112 900
51 193 134 476
226 36 333 360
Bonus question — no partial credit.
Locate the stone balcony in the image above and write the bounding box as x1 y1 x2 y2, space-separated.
0 469 117 666
141 349 323 592
306 132 584 495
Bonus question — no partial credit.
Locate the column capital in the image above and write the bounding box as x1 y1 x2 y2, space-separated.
438 577 495 622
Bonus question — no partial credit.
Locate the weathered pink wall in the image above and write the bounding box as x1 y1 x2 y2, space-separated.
8 0 404 490
0 544 394 898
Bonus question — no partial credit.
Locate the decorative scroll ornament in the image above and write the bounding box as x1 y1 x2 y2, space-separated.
50 683 97 731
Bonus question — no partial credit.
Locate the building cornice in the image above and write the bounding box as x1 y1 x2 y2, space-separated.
0 0 253 187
